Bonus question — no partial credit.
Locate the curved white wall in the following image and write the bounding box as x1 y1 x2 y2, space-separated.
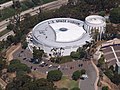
84 15 106 35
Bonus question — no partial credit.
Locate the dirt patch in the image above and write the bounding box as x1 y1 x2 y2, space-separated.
28 71 47 79
54 76 79 89
100 75 119 90
6 43 21 62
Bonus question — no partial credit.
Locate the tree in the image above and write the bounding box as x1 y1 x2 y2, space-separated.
7 23 14 30
71 87 80 90
21 41 28 49
111 73 120 85
72 70 81 81
6 75 32 90
31 0 42 5
7 59 31 73
6 35 14 45
10 59 21 64
6 77 56 90
70 51 80 59
33 47 44 61
47 70 63 81
97 55 105 67
104 69 114 79
81 69 86 75
12 0 21 9
0 58 6 71
109 7 120 24
102 86 108 90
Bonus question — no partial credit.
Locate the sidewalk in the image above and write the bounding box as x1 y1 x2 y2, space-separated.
0 78 7 89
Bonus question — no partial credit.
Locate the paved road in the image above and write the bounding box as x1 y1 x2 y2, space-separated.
0 0 68 32
13 47 89 75
79 61 97 90
0 0 24 10
12 46 99 90
0 0 68 41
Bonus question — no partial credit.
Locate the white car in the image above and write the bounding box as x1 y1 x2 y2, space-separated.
40 61 45 64
48 64 52 68
81 74 88 79
46 71 48 74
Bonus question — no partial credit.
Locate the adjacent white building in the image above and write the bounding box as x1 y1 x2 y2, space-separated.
84 15 106 40
27 15 106 56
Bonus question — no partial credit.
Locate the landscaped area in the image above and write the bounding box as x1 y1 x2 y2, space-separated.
0 0 120 90
55 76 79 89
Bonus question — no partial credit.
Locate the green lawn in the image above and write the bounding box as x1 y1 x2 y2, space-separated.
55 76 79 89
60 56 73 64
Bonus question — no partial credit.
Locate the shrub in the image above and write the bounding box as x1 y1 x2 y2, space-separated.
47 70 63 81
72 70 81 81
71 87 80 90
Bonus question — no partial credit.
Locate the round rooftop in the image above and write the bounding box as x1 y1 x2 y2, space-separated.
31 18 91 48
85 15 105 25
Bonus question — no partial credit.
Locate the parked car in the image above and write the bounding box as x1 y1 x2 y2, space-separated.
48 64 52 68
23 58 26 60
81 74 88 79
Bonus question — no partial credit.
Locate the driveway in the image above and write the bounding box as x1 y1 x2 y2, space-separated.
79 61 97 90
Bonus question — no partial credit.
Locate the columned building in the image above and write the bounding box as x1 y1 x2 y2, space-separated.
27 15 106 56
84 15 106 40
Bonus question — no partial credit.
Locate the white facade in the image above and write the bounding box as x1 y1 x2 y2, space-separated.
27 18 92 56
84 15 106 40
27 15 106 56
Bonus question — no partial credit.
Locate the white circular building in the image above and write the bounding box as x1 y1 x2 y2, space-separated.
27 18 92 56
84 15 106 35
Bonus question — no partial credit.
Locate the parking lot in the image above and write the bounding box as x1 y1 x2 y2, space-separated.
13 47 90 75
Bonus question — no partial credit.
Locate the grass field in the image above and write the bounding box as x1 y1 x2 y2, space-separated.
60 56 73 64
55 76 79 89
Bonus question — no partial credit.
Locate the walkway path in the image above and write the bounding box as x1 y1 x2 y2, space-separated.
0 0 68 41
0 0 24 10
91 60 99 90
6 43 21 62
0 78 7 89
110 46 119 62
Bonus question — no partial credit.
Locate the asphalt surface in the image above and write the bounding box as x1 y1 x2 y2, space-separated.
79 61 97 90
0 0 24 10
12 47 98 90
